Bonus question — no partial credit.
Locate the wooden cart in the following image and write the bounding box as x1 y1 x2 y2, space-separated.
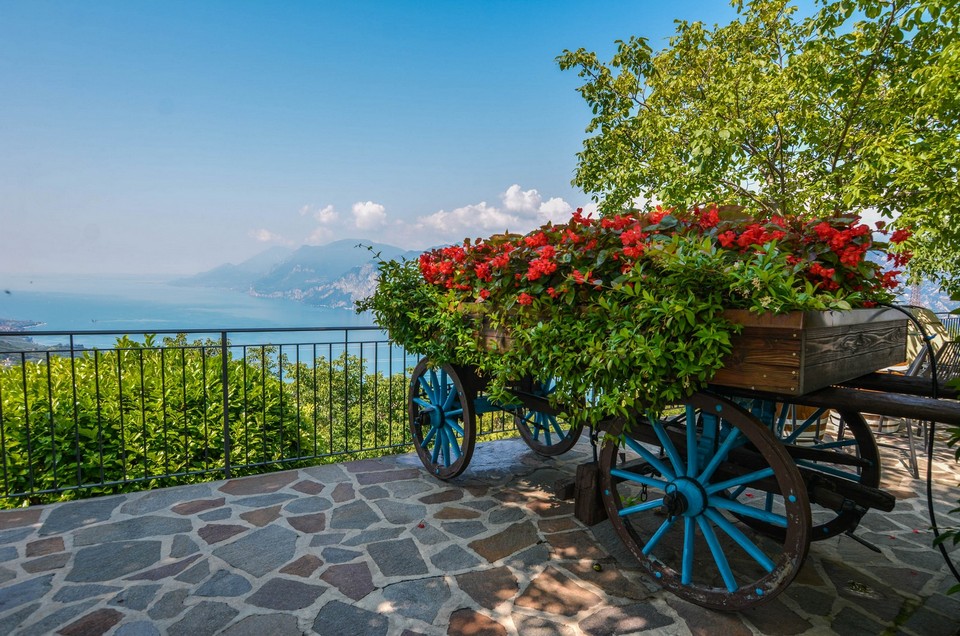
405 308 960 611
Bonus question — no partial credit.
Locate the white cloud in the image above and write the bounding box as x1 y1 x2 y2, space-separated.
314 204 338 224
352 201 387 230
249 228 287 244
502 184 542 214
417 201 520 237
538 197 574 224
306 226 334 245
298 204 311 217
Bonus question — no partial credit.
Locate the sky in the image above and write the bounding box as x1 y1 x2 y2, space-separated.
0 0 762 276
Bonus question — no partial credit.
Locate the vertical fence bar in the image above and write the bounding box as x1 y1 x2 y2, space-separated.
161 348 169 477
138 349 147 480
242 345 249 467
94 351 104 486
45 351 57 490
0 368 7 494
295 344 302 458
70 335 81 488
343 331 349 452
312 343 318 458
116 347 127 483
359 341 364 450
221 331 231 479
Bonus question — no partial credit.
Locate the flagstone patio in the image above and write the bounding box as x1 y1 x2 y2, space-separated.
0 433 958 635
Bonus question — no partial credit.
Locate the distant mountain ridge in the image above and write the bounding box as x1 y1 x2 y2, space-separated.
172 239 420 309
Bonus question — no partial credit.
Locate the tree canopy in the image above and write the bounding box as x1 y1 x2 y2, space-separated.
558 0 960 293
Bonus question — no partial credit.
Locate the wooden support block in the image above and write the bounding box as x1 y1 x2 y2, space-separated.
574 462 607 526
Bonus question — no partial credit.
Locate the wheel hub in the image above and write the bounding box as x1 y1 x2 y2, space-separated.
661 477 708 518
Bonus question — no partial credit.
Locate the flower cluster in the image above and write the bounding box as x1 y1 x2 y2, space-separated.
416 205 910 310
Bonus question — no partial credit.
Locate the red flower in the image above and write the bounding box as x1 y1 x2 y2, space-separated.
890 229 912 244
517 292 533 305
478 288 490 300
718 231 737 248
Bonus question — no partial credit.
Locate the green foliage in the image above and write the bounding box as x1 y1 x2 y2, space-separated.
0 335 409 508
557 0 960 293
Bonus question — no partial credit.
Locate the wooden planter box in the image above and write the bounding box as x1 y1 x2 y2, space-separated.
712 308 908 395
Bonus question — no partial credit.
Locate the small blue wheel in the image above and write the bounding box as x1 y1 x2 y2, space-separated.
514 378 583 456
408 359 476 480
599 392 811 610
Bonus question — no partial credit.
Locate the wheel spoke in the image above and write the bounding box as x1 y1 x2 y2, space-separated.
708 496 788 528
705 467 775 495
686 405 698 477
445 407 463 418
440 427 451 467
697 516 738 592
619 497 665 516
430 429 442 464
422 426 438 447
447 419 465 436
651 417 685 477
705 508 776 572
442 381 457 410
642 517 677 556
697 427 742 483
624 436 676 481
609 468 669 491
413 397 434 411
681 517 695 585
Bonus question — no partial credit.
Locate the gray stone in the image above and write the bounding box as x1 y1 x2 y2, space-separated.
442 520 487 539
489 507 527 524
382 577 451 623
0 545 16 562
247 577 327 610
73 516 192 546
168 601 239 636
221 614 302 636
196 569 253 597
232 493 297 508
115 621 162 636
0 604 40 636
579 603 674 636
171 534 199 558
301 463 349 483
341 526 404 546
0 527 34 544
312 600 388 636
513 615 576 636
109 584 161 611
176 559 210 583
66 540 162 582
359 485 390 499
830 606 886 636
18 600 98 636
411 523 448 546
148 589 189 620
39 497 124 535
125 553 202 581
375 499 427 525
367 537 428 577
22 552 70 572
0 574 54 613
386 480 433 498
506 544 552 569
430 544 481 571
0 566 15 584
199 507 233 521
53 583 122 603
120 484 211 515
213 525 297 577
329 499 380 529
310 531 346 547
321 546 362 563
284 496 333 514
462 499 498 511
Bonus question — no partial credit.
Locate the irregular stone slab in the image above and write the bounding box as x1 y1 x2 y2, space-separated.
0 506 42 530
218 471 297 495
456 566 518 609
53 584 122 603
198 524 247 544
818 559 900 623
784 584 836 617
447 608 506 636
148 589 189 620
313 600 388 636
513 615 576 636
310 532 347 547
199 507 232 522
167 601 239 636
741 597 813 635
442 520 487 539
232 493 297 508
0 566 13 584
0 574 54 613
320 562 375 601
175 559 210 584
562 562 651 601
280 554 323 577
376 499 427 525
67 541 161 582
247 577 327 610
469 521 538 562
120 484 209 516
0 527 34 544
213 525 297 577
356 468 421 485
220 614 301 636
489 507 526 524
239 505 281 527
287 513 326 533
359 485 390 500
549 530 607 561
462 499 497 512
285 496 333 514
74 516 192 546
431 545 481 572
526 499 575 518
125 554 202 581
22 552 71 573
341 527 404 546
114 620 161 636
171 497 226 515
412 523 448 546
292 479 324 495
0 545 15 562
830 606 886 636
383 577 451 623
26 536 64 557
58 607 124 636
19 600 97 636
539 517 579 533
170 534 199 558
331 482 355 503
0 604 40 635
579 602 674 635
321 547 362 564
40 497 124 535
515 567 602 616
386 480 432 499
368 537 428 577
329 500 379 530
109 584 161 611
435 507 481 520
664 596 754 636
300 464 348 483
344 458 394 473
196 569 253 597
420 489 464 504
506 544 552 571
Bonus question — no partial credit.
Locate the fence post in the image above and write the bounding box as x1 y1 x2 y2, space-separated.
221 331 231 479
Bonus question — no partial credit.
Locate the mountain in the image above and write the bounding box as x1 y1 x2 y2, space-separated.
174 240 420 309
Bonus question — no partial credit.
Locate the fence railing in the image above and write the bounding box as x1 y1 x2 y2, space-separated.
0 327 514 507
937 312 960 338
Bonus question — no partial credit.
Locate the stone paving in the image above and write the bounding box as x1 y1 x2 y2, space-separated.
0 433 958 635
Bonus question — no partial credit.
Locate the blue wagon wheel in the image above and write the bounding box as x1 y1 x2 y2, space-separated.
408 359 476 480
514 378 583 456
732 402 880 541
599 392 811 610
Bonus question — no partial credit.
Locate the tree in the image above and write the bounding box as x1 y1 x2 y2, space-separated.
558 0 960 293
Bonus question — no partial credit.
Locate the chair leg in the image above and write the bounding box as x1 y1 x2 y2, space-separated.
904 418 920 479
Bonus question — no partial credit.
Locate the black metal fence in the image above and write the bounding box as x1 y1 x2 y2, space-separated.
938 312 960 338
0 327 514 507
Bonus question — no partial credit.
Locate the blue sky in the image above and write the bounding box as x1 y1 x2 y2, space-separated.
0 1 761 275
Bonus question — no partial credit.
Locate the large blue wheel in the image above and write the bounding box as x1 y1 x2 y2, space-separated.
599 392 811 610
408 359 476 480
514 379 583 456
